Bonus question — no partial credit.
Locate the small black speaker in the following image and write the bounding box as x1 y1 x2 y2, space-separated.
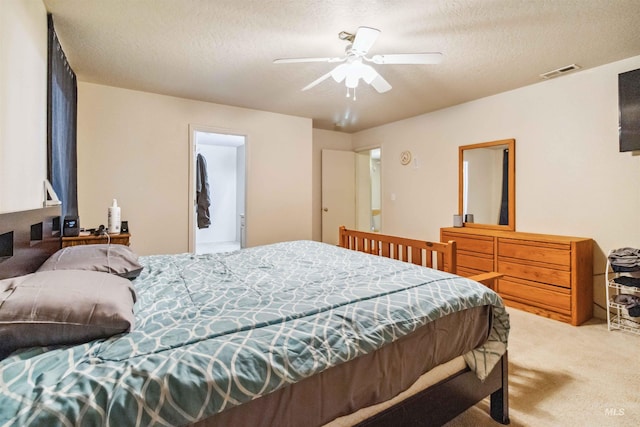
63 216 80 237
93 224 106 236
121 220 129 233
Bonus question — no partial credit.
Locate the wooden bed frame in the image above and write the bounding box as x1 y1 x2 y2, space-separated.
339 226 457 272
0 210 508 426
339 226 502 289
339 226 509 426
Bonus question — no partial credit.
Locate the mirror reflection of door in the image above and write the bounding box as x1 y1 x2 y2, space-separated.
462 147 502 224
321 148 381 245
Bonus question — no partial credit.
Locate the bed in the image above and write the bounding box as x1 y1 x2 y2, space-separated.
0 207 509 426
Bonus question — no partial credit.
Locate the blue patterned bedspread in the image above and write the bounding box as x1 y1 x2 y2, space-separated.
0 240 508 426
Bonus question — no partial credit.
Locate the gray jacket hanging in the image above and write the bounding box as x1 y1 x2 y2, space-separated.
196 153 211 228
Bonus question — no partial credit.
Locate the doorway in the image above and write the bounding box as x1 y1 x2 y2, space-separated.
321 147 381 245
356 148 381 232
189 127 246 254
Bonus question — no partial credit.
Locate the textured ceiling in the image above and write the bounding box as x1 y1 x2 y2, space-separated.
43 0 640 133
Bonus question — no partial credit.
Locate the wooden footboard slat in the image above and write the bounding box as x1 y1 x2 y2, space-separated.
425 251 433 269
381 242 390 258
400 245 407 262
368 238 377 255
372 239 381 256
411 247 422 266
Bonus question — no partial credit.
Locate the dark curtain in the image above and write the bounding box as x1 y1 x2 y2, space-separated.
498 149 509 225
47 15 78 218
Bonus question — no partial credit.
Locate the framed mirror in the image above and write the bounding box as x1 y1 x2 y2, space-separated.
459 139 515 231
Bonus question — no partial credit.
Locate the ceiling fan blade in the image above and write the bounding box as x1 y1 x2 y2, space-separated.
301 70 333 91
370 53 443 65
351 26 380 56
369 73 392 93
274 57 344 64
360 63 379 84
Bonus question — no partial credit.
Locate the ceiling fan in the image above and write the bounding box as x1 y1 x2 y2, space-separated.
274 26 443 98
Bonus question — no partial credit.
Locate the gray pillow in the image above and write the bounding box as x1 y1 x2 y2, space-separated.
0 270 136 359
37 244 143 279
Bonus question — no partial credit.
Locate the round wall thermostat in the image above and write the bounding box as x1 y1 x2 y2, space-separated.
400 150 412 165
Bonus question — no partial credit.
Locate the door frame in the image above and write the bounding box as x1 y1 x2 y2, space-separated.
188 124 248 253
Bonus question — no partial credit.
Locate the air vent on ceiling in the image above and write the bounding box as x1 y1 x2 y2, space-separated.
539 64 581 80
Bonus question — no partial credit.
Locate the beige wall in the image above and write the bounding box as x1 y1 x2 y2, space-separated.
0 0 47 213
311 128 353 241
77 83 312 255
353 55 640 318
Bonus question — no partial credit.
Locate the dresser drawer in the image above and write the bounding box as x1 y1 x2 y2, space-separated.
498 259 571 288
498 277 570 313
459 252 493 272
498 238 570 267
442 232 494 256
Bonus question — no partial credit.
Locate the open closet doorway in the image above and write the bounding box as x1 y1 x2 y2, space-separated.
356 148 381 233
189 127 246 254
321 147 381 245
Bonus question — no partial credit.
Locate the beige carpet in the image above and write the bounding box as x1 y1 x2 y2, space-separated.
444 307 640 427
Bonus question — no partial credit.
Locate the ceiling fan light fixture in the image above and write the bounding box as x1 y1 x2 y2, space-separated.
345 73 359 89
343 61 378 89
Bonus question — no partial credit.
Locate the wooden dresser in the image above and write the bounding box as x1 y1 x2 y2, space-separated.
441 227 593 326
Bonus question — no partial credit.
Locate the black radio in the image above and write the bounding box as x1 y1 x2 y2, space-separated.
63 215 80 237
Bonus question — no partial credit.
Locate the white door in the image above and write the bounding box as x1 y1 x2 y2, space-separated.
321 150 355 245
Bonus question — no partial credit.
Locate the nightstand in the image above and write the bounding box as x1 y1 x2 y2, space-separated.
61 232 131 248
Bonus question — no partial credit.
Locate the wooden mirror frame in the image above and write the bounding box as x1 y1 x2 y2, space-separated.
458 139 515 231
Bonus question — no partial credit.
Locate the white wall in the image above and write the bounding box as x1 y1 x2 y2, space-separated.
353 55 640 318
0 0 47 213
77 82 312 255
